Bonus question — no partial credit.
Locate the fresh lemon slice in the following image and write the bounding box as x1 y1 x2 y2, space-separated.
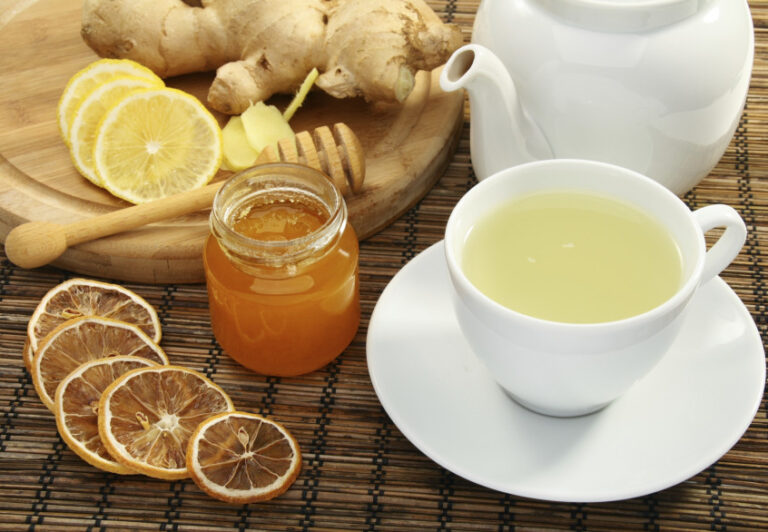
187 411 302 504
69 76 164 186
93 88 223 204
55 355 160 474
57 58 161 146
98 365 234 479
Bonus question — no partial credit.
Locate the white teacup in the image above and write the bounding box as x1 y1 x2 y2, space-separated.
445 159 747 417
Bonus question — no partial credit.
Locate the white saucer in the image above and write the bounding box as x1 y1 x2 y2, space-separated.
366 241 765 503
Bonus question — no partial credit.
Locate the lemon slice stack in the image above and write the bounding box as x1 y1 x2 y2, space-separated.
58 59 223 203
25 278 302 503
57 59 160 145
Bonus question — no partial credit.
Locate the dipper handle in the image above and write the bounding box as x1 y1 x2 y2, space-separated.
5 123 366 270
4 182 221 270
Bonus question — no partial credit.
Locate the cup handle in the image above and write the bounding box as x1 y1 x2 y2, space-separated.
692 204 747 283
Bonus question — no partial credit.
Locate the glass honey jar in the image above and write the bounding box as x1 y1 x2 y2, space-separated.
204 163 360 376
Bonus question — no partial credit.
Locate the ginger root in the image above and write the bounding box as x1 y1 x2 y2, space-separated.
80 0 463 115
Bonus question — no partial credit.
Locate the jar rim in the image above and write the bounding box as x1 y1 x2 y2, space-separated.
210 163 347 268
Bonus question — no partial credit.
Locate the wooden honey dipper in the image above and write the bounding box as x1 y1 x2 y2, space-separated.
5 122 365 270
257 123 365 195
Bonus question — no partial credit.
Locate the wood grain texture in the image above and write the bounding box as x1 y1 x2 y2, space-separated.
0 0 464 283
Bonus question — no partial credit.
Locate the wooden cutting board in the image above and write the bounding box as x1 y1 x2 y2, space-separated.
0 0 464 284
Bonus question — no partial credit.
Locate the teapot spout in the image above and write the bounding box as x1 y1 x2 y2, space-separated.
440 44 552 180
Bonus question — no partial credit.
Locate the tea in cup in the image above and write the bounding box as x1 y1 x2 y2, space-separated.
444 159 746 417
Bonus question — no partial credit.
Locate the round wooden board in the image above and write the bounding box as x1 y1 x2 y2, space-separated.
0 0 464 284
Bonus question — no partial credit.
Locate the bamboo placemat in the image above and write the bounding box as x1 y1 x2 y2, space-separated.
1 1 767 530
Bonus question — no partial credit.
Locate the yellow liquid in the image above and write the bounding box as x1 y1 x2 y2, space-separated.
462 191 683 323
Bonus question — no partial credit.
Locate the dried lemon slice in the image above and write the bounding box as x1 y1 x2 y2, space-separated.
187 411 302 504
31 316 169 410
98 365 234 480
93 88 222 204
27 278 162 356
69 75 164 186
55 355 160 474
57 58 160 146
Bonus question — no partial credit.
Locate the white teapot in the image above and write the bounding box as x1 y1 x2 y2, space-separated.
439 0 754 195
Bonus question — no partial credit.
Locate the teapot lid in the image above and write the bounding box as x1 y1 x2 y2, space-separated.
537 0 705 32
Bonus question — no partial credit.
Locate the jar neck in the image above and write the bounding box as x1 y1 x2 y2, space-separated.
210 163 348 277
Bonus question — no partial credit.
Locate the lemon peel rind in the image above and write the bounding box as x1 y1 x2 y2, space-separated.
22 336 33 373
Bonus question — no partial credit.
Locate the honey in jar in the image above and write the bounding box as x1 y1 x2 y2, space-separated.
204 163 360 376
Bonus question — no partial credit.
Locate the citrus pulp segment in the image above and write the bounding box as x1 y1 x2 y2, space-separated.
98 365 235 480
187 411 302 504
57 58 161 146
92 88 223 204
31 316 169 411
54 355 160 474
28 278 162 355
69 75 164 186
